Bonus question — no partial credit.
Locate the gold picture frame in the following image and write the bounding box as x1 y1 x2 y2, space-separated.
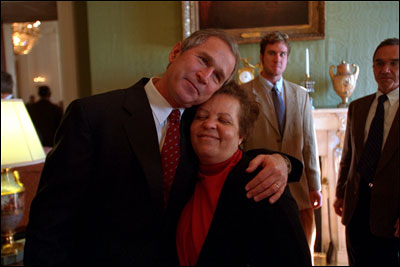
182 1 325 44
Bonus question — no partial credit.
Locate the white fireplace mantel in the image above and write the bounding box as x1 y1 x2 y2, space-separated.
312 108 348 266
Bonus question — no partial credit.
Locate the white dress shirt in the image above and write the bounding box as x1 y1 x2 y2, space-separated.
364 87 399 147
144 77 184 150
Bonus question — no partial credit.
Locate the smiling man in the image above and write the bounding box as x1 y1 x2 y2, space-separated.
334 38 399 266
24 29 302 265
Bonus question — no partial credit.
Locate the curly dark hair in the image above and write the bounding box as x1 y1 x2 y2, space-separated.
213 81 259 141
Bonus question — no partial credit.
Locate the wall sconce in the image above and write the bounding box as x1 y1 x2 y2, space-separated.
12 21 41 55
33 76 46 83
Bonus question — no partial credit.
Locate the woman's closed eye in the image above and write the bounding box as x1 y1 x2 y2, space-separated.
218 116 232 125
194 110 209 120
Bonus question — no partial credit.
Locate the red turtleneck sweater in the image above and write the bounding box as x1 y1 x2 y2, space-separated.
176 149 243 266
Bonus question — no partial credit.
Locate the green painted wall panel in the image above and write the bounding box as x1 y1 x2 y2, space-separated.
87 1 399 108
87 1 181 93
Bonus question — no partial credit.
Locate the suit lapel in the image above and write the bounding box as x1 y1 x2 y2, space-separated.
354 95 375 157
122 80 164 213
252 76 281 136
282 80 296 138
377 106 399 172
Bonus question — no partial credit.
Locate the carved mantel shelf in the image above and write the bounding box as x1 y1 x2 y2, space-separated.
312 108 348 265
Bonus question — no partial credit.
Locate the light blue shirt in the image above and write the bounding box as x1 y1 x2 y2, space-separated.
259 75 285 104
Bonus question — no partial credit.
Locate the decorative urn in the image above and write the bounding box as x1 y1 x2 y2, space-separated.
329 60 359 107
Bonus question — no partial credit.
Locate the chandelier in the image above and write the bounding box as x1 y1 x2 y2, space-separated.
11 21 41 55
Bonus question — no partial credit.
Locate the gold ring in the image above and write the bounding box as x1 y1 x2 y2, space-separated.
274 183 280 190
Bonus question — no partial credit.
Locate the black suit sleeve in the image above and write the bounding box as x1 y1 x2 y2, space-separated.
24 99 96 265
244 148 303 183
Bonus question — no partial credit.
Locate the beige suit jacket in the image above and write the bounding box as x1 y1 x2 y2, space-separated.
335 93 399 238
241 76 321 210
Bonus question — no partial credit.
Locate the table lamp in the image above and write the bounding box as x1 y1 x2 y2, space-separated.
1 99 45 256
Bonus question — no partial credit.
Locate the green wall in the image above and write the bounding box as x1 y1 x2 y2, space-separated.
86 1 399 108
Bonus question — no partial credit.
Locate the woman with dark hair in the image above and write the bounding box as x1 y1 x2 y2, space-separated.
172 82 311 266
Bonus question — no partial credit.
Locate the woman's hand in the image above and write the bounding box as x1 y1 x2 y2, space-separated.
245 154 288 204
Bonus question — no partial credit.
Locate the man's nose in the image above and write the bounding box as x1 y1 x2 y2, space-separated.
381 63 391 73
273 54 281 62
197 67 214 84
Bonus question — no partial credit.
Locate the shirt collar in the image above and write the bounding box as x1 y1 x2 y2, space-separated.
3 94 13 99
259 75 284 93
376 87 399 106
144 77 184 125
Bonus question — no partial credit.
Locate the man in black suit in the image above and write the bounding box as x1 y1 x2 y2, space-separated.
24 29 302 265
334 38 399 266
27 85 63 147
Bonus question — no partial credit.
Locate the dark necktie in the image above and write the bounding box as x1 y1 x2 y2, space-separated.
357 94 388 186
161 109 181 206
271 86 285 135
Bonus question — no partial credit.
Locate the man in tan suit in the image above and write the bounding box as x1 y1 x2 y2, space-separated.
241 31 322 253
333 38 399 266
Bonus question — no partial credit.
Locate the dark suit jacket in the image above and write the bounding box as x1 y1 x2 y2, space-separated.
27 99 63 146
336 93 399 238
165 152 310 266
24 78 303 265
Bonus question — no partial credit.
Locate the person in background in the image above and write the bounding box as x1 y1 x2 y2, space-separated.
334 38 399 266
241 31 322 254
172 82 310 266
1 71 14 99
24 29 302 265
25 94 36 109
27 85 63 147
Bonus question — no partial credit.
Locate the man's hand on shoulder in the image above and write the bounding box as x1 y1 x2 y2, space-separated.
245 154 289 204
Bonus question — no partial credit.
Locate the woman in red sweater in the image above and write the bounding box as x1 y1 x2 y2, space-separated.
174 82 311 266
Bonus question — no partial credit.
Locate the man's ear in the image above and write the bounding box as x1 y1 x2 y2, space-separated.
169 42 182 63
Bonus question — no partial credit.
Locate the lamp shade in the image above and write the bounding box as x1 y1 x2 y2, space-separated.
1 99 45 168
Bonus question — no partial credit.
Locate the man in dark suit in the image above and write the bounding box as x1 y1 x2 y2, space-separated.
334 38 399 266
27 85 63 147
24 29 302 265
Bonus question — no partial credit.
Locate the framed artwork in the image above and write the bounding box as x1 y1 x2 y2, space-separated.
182 1 325 44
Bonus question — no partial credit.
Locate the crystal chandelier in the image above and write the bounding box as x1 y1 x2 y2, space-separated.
11 21 41 55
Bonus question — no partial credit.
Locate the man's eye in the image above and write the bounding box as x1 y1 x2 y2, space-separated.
214 73 221 83
199 56 207 64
